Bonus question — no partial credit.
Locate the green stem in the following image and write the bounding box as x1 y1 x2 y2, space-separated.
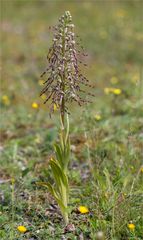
61 185 69 224
63 212 69 225
61 17 66 131
60 120 69 224
59 20 70 225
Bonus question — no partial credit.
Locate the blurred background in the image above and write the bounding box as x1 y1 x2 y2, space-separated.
0 1 143 238
1 0 143 167
1 0 143 125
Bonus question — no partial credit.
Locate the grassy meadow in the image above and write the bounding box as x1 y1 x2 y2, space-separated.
0 0 143 239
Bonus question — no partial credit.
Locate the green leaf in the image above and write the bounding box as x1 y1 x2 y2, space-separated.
36 182 67 213
64 138 70 170
50 159 69 191
54 143 64 168
59 132 64 150
22 167 31 177
36 181 59 199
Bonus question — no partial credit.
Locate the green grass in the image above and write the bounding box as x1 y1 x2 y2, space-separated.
0 0 143 239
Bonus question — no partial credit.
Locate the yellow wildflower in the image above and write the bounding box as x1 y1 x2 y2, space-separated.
78 206 89 214
110 76 118 84
17 225 27 233
32 102 39 109
95 114 101 121
38 79 44 86
112 88 122 95
104 87 122 95
128 223 135 231
104 88 112 94
2 95 10 106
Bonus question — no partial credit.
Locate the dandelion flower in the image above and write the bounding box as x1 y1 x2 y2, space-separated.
32 102 39 109
104 87 121 95
78 206 89 214
95 114 101 121
2 95 10 106
112 88 122 95
128 223 135 231
104 88 111 94
17 225 27 233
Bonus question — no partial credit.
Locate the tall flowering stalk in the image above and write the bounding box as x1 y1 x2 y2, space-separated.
39 11 93 225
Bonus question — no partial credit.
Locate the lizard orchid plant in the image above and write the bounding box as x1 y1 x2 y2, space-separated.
39 11 94 225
